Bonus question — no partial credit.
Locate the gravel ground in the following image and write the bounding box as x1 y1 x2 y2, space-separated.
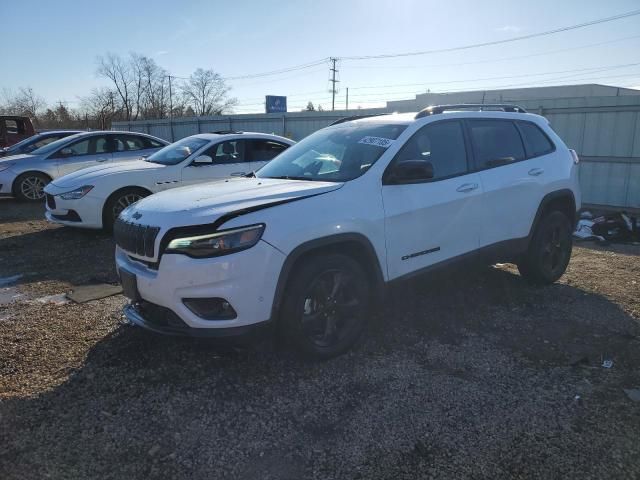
1 198 639 479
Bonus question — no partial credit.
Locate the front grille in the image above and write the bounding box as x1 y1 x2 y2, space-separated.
46 194 56 209
114 218 160 258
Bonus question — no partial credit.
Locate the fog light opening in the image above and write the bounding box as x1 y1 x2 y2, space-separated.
182 297 237 320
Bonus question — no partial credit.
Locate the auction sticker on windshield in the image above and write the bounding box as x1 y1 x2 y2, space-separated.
358 136 395 148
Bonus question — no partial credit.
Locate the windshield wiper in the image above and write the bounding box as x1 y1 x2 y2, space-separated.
244 171 256 178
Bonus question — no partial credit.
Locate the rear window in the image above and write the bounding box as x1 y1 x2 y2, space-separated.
517 121 555 157
468 120 525 169
5 119 18 134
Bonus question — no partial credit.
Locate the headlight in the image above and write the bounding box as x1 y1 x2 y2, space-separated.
166 224 265 258
60 185 94 200
0 162 15 172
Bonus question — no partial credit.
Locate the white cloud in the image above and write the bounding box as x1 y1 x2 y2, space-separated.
155 50 169 57
495 25 522 33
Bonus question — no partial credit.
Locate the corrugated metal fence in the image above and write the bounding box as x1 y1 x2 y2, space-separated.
113 96 640 210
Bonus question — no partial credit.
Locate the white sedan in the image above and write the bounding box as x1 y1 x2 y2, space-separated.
44 132 294 230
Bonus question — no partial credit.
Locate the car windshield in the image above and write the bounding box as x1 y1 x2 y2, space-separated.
5 135 42 153
31 133 86 155
145 137 209 165
256 122 407 182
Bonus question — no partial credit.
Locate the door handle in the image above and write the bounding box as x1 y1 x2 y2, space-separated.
96 157 109 162
528 167 544 176
456 183 479 193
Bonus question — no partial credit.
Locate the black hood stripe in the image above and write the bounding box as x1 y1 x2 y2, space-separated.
158 189 336 257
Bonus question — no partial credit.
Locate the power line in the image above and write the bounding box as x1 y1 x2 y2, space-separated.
345 62 640 92
341 9 640 60
344 34 640 69
223 58 329 80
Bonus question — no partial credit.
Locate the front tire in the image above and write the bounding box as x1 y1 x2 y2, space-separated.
280 253 371 359
14 172 49 201
517 211 573 284
103 187 149 232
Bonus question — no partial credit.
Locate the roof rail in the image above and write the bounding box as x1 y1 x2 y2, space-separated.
415 104 527 119
210 130 243 135
329 113 389 126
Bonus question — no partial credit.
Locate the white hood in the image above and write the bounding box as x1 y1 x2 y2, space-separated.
119 177 343 228
51 160 163 188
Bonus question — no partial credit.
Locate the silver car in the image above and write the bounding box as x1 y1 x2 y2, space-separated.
0 131 169 201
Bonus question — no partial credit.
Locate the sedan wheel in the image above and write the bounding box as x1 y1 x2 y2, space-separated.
15 173 49 201
112 192 145 219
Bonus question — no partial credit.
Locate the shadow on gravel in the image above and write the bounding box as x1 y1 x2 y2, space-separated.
0 198 45 223
2 265 639 479
0 226 117 287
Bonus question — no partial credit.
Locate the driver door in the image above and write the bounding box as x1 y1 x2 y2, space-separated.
181 139 248 185
381 120 483 280
53 135 113 176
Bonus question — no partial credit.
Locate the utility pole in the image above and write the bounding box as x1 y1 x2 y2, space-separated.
168 75 173 118
329 57 339 111
346 87 349 112
167 74 175 142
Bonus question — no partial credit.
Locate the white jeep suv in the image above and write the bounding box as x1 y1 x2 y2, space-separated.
114 104 580 359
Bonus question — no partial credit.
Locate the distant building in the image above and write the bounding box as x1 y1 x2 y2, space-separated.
386 84 640 112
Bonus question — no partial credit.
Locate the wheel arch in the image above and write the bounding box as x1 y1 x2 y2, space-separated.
11 170 52 196
528 189 577 240
271 233 386 320
101 185 153 226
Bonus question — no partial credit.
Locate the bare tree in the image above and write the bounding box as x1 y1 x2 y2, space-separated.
80 87 119 129
181 68 237 116
96 53 134 121
0 87 46 120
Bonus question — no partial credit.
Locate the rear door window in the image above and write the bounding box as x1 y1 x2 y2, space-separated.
203 140 247 164
114 135 147 151
246 140 289 162
468 120 525 169
517 121 555 157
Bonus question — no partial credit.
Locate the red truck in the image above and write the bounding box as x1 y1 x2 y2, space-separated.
0 116 36 148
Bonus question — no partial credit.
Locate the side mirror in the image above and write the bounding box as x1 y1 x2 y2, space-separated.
192 154 213 165
388 160 434 183
59 147 74 157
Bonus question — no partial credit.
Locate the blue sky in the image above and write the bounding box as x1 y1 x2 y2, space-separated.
3 0 640 113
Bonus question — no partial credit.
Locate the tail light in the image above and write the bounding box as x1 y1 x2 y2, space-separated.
569 149 579 164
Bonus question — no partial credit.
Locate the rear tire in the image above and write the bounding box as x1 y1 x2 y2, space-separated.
14 172 50 202
280 253 371 359
517 210 572 285
103 187 149 232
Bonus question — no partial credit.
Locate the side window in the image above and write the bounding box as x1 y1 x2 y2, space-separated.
207 140 245 164
115 135 146 151
125 135 146 151
517 121 555 157
394 121 468 180
94 136 110 154
247 140 289 162
5 120 18 134
59 138 91 157
144 138 165 148
468 120 525 169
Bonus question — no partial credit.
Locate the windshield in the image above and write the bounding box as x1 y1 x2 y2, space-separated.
5 135 42 153
256 123 407 182
145 137 209 165
31 133 85 156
